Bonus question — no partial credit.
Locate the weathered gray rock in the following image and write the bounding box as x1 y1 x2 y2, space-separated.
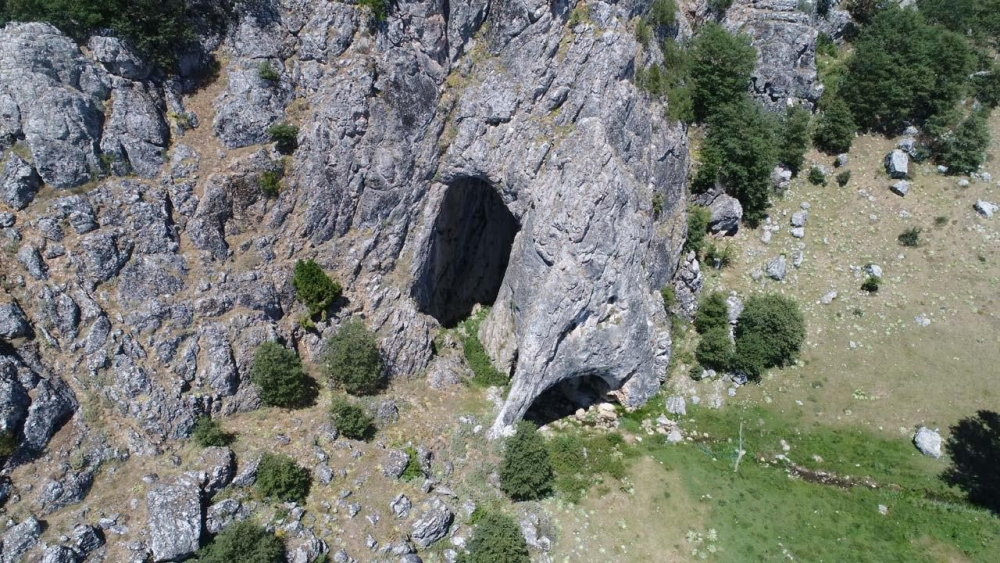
196 447 236 496
885 150 909 179
100 80 169 177
1 517 42 563
1 151 40 209
205 499 247 534
665 395 686 416
672 251 703 321
146 476 203 562
974 200 998 218
890 180 910 197
383 449 410 479
766 255 787 281
708 195 743 234
87 36 151 80
790 210 808 228
73 524 105 553
40 545 82 563
864 264 883 278
79 232 132 284
410 497 453 548
390 493 412 518
0 301 31 339
913 427 942 458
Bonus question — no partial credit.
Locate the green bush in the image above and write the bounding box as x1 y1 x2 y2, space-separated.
635 39 695 124
255 453 311 503
683 205 711 255
197 520 286 563
258 167 283 198
733 294 805 380
694 291 730 334
932 111 990 175
707 0 735 12
648 0 677 28
660 286 677 311
704 242 736 269
292 259 342 318
898 227 922 247
918 0 1000 46
689 23 757 122
499 421 554 501
258 61 280 82
813 97 856 154
357 0 389 21
836 170 851 187
861 275 881 293
548 432 629 503
249 342 313 409
634 19 652 47
322 320 385 396
778 106 812 176
191 416 234 447
267 123 299 155
463 512 530 563
807 166 827 186
329 397 375 441
840 6 975 133
696 326 734 371
694 96 778 225
0 431 16 458
460 313 508 388
400 447 424 481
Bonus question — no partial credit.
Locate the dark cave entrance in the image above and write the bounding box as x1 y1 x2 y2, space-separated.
415 178 519 327
524 374 614 427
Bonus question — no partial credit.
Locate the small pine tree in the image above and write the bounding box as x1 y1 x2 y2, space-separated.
464 512 531 563
836 170 852 187
694 291 730 334
861 275 881 293
813 97 856 155
808 166 827 186
191 416 234 447
255 453 311 503
898 227 922 247
934 111 990 176
249 342 313 409
197 520 286 563
322 320 386 396
329 397 375 441
683 206 711 255
292 259 342 318
499 421 554 501
778 106 812 175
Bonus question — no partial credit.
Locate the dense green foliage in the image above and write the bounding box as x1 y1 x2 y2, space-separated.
898 227 922 247
329 397 375 441
683 206 711 255
694 291 729 334
918 0 1000 46
322 320 385 396
258 167 283 198
196 520 286 563
840 6 975 133
255 453 311 503
267 123 300 155
636 38 695 123
400 447 424 481
931 111 990 175
292 259 342 317
707 0 734 12
704 242 736 269
660 286 677 312
861 275 881 293
0 430 16 458
808 166 827 186
462 512 530 563
460 312 508 387
943 410 1000 514
689 24 757 122
191 416 234 447
695 97 778 226
813 97 857 154
357 0 389 22
778 106 812 175
647 0 677 29
836 170 852 187
499 422 554 501
257 61 280 82
732 294 805 379
696 326 734 371
0 0 203 70
249 342 313 409
548 432 629 502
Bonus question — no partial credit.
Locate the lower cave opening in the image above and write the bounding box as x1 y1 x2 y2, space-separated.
524 374 614 427
414 177 518 327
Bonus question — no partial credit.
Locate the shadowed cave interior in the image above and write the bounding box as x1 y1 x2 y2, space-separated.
524 374 614 427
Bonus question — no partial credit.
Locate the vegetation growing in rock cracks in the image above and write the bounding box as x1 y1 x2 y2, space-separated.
459 310 508 388
732 294 806 380
943 410 1000 514
196 520 286 563
322 320 386 396
329 397 375 441
249 341 314 409
683 205 711 255
190 416 234 447
499 421 554 501
255 453 311 503
292 259 342 318
0 430 16 459
267 122 300 155
461 511 531 563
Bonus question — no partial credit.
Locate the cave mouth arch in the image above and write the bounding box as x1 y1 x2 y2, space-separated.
414 177 519 327
524 374 615 427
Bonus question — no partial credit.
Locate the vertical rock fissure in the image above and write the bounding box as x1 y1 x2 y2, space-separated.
414 178 518 327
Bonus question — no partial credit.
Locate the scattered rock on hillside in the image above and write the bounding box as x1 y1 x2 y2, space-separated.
864 264 883 278
1 152 41 210
146 475 203 562
1 517 42 563
884 150 909 179
890 180 910 197
410 497 453 548
0 300 31 338
821 291 838 305
383 449 410 480
708 195 743 235
913 427 942 458
835 154 848 167
772 165 792 190
791 210 808 228
666 396 686 416
766 255 787 281
673 251 703 321
974 200 998 218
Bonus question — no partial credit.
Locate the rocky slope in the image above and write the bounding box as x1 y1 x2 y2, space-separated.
0 0 839 560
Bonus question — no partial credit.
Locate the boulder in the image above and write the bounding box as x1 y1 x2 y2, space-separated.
73 524 105 553
771 165 793 190
1 517 42 563
766 255 787 281
87 36 151 80
884 150 909 179
196 446 236 496
383 449 410 480
708 195 742 234
864 264 883 278
890 180 910 197
146 476 203 561
913 427 942 459
40 545 82 563
390 493 412 518
410 497 453 548
790 210 808 228
0 301 31 339
1 151 40 210
835 154 849 168
974 200 998 218
665 396 686 416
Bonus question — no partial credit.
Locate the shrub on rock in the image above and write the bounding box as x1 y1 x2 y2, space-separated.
255 453 311 503
329 397 375 441
732 294 805 380
267 122 299 154
197 520 286 563
322 320 385 396
463 511 530 563
684 205 711 255
249 342 313 409
499 421 554 501
292 259 342 318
